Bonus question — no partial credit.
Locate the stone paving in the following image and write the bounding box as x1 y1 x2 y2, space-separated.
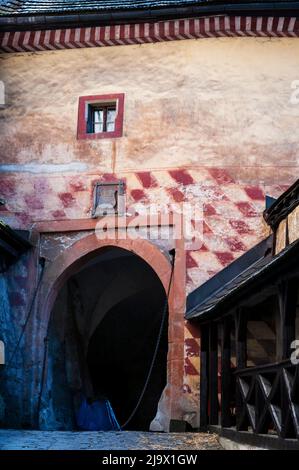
0 430 222 450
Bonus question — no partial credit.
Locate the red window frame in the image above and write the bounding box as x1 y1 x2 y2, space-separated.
77 93 125 140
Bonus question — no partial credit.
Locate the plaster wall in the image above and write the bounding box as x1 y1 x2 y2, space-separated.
0 38 299 174
1 36 299 429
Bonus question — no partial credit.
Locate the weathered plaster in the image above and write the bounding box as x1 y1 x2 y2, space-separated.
1 36 299 430
1 38 299 172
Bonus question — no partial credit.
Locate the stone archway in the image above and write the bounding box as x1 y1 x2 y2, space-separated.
34 233 186 432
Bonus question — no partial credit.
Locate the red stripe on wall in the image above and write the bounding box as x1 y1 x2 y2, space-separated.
1 16 299 53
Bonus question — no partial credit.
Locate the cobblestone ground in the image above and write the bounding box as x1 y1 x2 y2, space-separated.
0 430 222 450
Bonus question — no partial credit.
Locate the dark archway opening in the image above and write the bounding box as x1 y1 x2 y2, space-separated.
87 286 167 430
44 247 168 431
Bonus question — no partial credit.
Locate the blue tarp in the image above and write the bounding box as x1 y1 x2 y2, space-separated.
76 398 121 431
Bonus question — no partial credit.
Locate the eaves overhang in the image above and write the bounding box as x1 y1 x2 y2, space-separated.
1 1 299 31
263 178 299 230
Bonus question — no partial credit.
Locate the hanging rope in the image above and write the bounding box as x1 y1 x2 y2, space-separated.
121 249 175 430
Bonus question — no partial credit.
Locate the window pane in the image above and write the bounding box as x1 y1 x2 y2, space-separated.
88 104 117 134
106 121 115 132
94 109 104 124
107 109 116 122
93 109 104 133
94 122 104 133
107 108 116 132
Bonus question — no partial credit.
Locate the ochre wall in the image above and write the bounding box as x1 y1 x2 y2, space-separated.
1 36 299 429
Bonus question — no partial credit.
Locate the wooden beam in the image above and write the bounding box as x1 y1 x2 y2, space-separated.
235 308 247 369
278 279 298 360
221 317 232 428
235 308 247 430
199 324 209 431
209 322 219 425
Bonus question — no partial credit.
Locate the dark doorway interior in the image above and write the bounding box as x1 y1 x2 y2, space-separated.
43 247 168 431
87 286 167 430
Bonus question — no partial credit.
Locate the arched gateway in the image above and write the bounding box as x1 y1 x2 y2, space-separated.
34 233 185 432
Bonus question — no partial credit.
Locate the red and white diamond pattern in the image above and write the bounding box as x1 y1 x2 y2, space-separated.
0 167 294 403
0 166 289 295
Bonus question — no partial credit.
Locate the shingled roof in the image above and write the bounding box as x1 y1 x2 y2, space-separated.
0 0 297 16
186 236 299 322
1 1 298 32
0 0 204 15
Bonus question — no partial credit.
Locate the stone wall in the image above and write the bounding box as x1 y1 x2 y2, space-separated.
0 251 39 428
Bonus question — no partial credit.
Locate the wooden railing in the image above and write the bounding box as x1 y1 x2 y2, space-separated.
235 360 299 439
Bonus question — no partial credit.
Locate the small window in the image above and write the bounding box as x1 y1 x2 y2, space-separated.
77 93 124 140
92 181 125 217
88 104 116 134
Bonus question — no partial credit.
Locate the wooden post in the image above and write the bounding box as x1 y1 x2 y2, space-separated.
209 322 219 425
235 308 247 369
235 308 247 430
221 316 232 428
278 279 297 360
199 323 209 430
278 279 298 437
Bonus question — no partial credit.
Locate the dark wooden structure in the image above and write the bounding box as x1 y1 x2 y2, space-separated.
186 180 299 447
0 220 31 272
